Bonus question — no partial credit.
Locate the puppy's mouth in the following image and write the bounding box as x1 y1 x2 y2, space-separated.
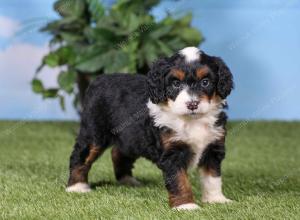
183 110 201 118
188 111 198 115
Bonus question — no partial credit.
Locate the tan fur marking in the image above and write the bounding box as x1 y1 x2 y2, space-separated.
111 147 122 170
171 69 185 81
199 93 222 104
201 167 219 177
200 94 210 102
85 145 102 165
211 92 222 103
68 144 103 186
68 166 89 185
196 66 209 79
169 170 195 207
160 130 176 150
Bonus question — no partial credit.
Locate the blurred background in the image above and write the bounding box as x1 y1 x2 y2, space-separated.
1 0 299 121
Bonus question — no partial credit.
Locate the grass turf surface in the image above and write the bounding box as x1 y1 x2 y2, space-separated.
0 121 299 220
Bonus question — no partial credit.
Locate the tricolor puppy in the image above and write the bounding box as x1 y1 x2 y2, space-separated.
66 47 234 210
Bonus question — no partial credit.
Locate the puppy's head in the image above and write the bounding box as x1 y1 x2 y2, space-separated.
148 47 233 116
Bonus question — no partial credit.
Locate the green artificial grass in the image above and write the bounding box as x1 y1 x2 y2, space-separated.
0 121 299 220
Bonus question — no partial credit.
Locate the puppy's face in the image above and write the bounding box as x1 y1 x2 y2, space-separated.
164 64 218 115
148 47 233 116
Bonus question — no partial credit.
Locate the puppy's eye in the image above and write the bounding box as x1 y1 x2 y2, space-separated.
172 80 181 88
201 78 210 87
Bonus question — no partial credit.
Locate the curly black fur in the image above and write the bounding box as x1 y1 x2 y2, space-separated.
147 57 171 104
200 51 234 99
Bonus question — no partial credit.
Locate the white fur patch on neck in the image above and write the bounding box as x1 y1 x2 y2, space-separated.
147 100 224 168
179 47 201 63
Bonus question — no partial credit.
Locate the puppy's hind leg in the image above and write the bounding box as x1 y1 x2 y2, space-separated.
111 147 141 186
66 142 105 193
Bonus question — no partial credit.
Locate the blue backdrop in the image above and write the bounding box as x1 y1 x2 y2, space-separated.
0 0 299 120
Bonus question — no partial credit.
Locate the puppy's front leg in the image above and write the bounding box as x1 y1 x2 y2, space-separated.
198 143 232 203
159 143 199 210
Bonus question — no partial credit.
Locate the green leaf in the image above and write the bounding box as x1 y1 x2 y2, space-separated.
60 32 84 44
126 13 141 32
84 27 121 44
113 0 160 14
43 46 76 68
122 40 138 72
75 53 105 72
160 16 175 26
43 52 60 67
31 79 44 93
57 71 77 93
41 17 87 34
141 43 157 66
104 50 130 73
177 13 193 26
54 0 86 18
43 89 59 98
149 25 172 39
178 28 202 45
156 40 173 56
88 0 105 21
166 37 186 50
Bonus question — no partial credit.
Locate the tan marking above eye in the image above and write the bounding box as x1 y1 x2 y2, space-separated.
171 69 185 81
196 66 210 79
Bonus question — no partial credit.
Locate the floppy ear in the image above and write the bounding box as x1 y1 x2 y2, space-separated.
212 57 234 99
147 57 170 104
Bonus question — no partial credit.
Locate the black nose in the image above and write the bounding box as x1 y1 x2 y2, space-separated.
186 101 199 111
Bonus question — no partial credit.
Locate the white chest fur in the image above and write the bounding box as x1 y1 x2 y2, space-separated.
147 101 224 168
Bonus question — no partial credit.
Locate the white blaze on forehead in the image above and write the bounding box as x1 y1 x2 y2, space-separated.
179 47 201 63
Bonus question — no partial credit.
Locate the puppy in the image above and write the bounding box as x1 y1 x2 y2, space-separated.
66 47 234 210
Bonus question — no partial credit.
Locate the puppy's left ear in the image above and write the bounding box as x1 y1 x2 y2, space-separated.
147 57 170 104
206 56 234 99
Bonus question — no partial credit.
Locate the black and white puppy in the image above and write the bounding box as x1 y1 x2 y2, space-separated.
66 47 234 210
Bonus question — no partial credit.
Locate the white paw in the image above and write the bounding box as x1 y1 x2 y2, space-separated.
202 194 232 204
173 203 200 211
66 182 91 193
118 176 142 187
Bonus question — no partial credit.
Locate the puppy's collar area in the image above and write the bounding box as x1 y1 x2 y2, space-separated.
179 47 201 63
